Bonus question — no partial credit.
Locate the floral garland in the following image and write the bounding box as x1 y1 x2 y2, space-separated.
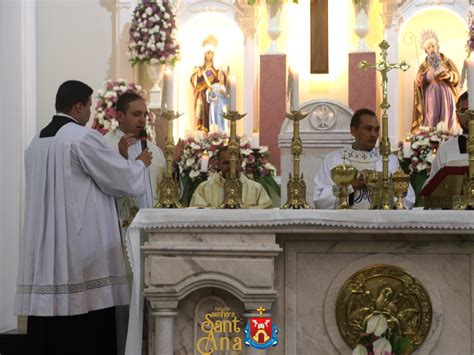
178 130 276 180
92 79 156 143
128 0 180 67
397 123 456 174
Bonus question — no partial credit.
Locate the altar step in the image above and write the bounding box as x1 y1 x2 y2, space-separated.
0 329 30 355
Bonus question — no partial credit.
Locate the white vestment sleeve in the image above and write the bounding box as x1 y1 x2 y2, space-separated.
76 131 146 197
313 153 339 209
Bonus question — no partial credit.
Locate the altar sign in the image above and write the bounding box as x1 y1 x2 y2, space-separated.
126 209 474 355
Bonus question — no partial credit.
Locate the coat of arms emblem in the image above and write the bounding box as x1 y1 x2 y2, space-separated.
244 307 278 350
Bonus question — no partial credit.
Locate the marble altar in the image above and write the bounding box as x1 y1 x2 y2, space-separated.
126 209 474 355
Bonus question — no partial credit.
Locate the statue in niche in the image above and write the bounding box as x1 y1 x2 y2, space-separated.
412 29 460 133
207 68 229 133
190 34 219 130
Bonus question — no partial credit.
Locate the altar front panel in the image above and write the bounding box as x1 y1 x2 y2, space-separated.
128 209 474 355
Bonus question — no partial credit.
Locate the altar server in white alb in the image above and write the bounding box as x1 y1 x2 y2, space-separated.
105 91 165 217
313 108 415 209
423 92 469 187
15 80 153 355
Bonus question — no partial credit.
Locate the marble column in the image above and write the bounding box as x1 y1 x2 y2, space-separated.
259 54 286 173
152 309 178 355
348 52 376 113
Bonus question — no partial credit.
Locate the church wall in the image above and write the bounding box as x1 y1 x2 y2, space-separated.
36 0 113 129
0 0 35 333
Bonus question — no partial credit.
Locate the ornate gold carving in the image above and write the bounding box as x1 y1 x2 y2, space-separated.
336 264 432 352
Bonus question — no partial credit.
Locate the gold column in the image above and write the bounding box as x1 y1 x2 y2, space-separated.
155 110 182 208
282 111 310 209
220 111 246 209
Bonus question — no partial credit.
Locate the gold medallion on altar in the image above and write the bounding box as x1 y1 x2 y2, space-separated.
336 264 432 353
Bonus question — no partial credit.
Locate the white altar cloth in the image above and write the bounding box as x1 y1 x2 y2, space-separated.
124 208 474 354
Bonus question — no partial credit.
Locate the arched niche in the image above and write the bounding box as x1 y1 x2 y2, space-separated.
174 0 259 138
382 0 469 142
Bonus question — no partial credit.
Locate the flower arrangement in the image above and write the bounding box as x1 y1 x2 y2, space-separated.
467 11 474 54
178 130 279 206
352 314 411 355
178 130 276 180
128 0 180 67
92 79 156 143
397 123 456 174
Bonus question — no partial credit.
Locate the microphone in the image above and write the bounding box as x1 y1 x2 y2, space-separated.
139 129 147 151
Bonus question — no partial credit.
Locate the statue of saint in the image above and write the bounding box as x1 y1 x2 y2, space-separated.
412 30 460 133
190 35 219 130
207 69 229 133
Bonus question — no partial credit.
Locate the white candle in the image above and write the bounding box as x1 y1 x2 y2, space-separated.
161 68 173 111
291 70 299 111
402 140 411 158
251 131 259 149
200 151 209 173
468 53 474 110
230 76 237 111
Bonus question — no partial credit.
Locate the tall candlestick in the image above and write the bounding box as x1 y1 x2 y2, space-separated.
229 76 237 111
161 68 173 111
200 151 209 173
468 53 474 110
291 70 299 111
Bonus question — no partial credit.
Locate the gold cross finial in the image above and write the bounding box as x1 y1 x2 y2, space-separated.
257 306 266 317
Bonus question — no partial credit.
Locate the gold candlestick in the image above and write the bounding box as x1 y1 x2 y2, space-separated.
220 111 246 209
359 40 410 209
330 164 358 209
460 110 474 209
155 110 182 208
282 110 310 209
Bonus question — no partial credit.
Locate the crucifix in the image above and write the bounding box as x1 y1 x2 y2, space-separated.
358 40 410 209
310 0 328 73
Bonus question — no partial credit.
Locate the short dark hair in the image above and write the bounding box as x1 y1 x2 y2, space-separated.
55 80 93 113
116 91 145 114
457 91 468 110
350 108 376 128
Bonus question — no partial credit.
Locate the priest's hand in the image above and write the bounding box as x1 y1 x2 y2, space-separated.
118 133 135 159
351 174 366 190
136 148 153 167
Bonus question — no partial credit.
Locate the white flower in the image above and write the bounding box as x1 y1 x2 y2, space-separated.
164 12 170 19
373 337 392 355
107 101 113 108
145 7 152 16
240 135 249 146
186 157 195 167
241 148 252 156
411 142 419 149
416 162 428 171
190 142 201 150
352 344 368 355
259 146 269 154
366 314 387 337
97 89 104 96
264 162 275 170
150 58 159 65
189 169 201 179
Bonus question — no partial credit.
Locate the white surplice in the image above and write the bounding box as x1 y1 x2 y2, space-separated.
423 135 468 188
105 129 165 209
16 122 147 316
313 146 415 209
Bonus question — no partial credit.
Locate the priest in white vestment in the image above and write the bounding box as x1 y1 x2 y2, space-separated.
15 81 153 355
313 108 415 209
190 146 273 208
105 91 165 219
424 92 469 188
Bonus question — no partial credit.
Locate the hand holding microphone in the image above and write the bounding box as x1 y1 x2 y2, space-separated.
136 129 152 167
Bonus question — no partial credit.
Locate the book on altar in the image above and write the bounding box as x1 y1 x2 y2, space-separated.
420 160 468 209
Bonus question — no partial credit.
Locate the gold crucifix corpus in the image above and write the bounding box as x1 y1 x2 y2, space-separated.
358 40 410 209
